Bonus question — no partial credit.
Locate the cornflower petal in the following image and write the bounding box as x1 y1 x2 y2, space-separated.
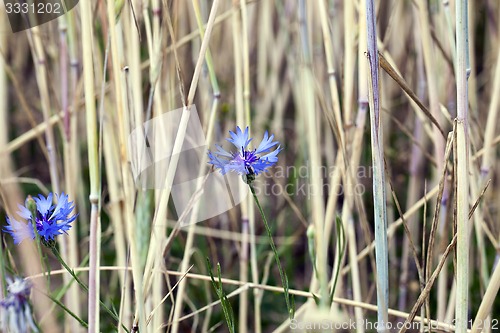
34 193 53 217
50 193 67 220
255 131 279 154
214 144 233 158
208 151 229 173
227 126 252 150
260 146 282 164
17 205 32 220
4 218 34 245
50 193 76 221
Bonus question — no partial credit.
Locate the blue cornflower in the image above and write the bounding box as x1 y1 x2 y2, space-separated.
0 277 38 332
4 193 77 245
208 126 282 178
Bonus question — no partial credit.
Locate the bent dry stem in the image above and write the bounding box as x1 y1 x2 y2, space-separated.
248 183 294 319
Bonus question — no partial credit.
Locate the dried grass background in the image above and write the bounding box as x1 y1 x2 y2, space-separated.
0 0 499 332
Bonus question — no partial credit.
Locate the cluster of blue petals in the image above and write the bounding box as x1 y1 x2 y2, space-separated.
208 126 282 176
4 193 77 244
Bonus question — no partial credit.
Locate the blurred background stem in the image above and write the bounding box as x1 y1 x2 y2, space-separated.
366 0 389 330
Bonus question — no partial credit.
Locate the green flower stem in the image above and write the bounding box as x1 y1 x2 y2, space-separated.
206 259 236 333
330 217 345 304
46 292 88 328
49 244 130 333
54 253 89 301
27 197 43 263
248 184 294 319
27 196 51 288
